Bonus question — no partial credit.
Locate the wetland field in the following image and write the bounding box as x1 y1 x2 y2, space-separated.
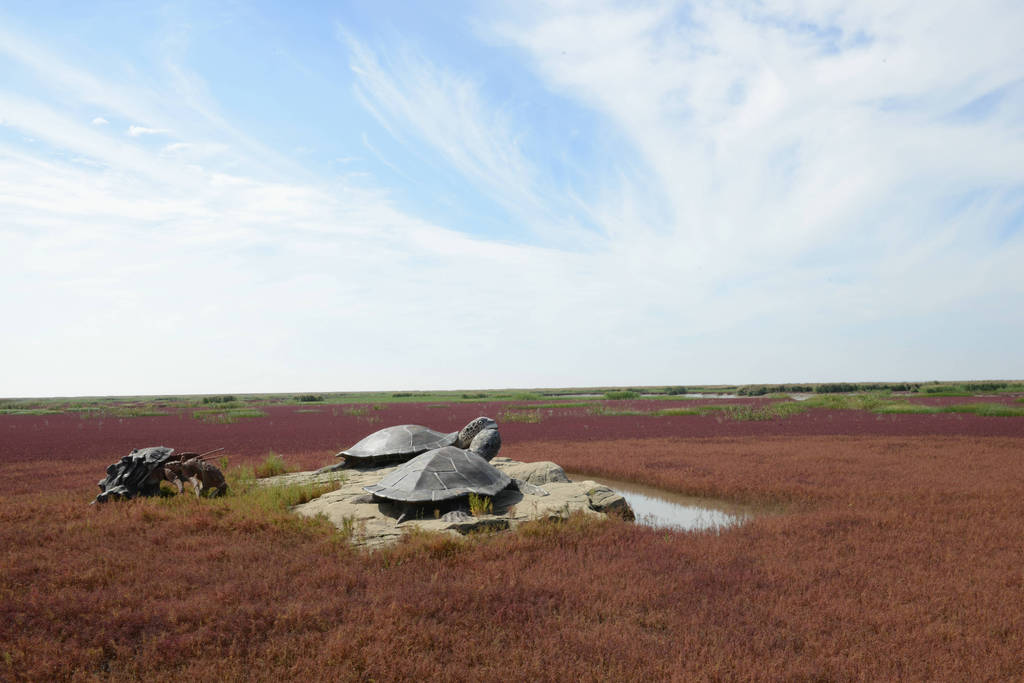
2 387 1023 680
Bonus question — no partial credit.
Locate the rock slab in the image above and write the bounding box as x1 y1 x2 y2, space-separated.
265 459 633 548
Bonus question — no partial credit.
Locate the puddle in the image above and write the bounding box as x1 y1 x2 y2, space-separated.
565 472 750 532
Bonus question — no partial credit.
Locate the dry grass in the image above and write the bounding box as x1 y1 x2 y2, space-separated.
2 434 1024 680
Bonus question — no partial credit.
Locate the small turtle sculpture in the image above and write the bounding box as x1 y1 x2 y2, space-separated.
363 427 511 522
337 416 498 466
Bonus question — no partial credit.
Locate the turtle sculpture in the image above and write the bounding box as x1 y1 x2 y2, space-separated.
363 426 511 521
337 416 499 466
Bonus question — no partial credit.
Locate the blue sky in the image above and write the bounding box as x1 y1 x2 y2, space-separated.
1 1 1022 396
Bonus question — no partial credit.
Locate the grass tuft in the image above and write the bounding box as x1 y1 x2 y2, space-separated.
468 493 493 517
253 452 297 479
156 463 341 523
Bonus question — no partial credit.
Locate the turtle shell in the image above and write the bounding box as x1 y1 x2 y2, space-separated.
337 424 458 465
363 446 512 503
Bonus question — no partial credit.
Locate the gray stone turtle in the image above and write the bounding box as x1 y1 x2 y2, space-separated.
336 416 498 466
363 427 509 512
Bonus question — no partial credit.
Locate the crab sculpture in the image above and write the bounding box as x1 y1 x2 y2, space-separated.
94 447 226 503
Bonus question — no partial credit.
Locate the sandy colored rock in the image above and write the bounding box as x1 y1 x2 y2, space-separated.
263 459 633 548
491 458 570 485
585 485 636 520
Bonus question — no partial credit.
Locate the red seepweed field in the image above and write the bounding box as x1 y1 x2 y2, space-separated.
3 395 1024 680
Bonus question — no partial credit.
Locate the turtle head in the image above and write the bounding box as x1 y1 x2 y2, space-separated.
468 428 502 461
457 416 498 448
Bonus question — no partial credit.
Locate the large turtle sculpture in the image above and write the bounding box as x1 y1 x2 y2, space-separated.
337 416 499 466
363 426 513 522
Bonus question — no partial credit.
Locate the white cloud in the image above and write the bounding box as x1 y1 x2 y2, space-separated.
487 0 1024 305
344 32 607 248
91 116 108 125
1 4 1022 396
128 125 171 136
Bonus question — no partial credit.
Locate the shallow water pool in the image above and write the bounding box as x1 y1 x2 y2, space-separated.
565 472 750 531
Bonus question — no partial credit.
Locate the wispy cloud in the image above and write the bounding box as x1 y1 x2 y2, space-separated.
127 125 171 136
0 3 1021 396
488 1 1024 311
343 31 608 246
0 30 610 394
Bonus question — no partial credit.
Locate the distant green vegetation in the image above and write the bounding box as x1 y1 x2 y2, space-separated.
531 393 1024 423
498 408 543 423
738 384 816 396
734 381 1024 397
801 394 1024 417
107 406 171 418
917 382 1023 396
202 395 238 404
505 390 543 401
3 381 1022 418
586 406 649 417
512 401 596 409
596 402 809 421
0 398 170 417
603 390 640 400
192 408 267 424
815 382 916 394
0 407 63 415
873 403 1024 417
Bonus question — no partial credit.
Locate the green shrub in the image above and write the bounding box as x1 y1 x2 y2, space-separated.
922 384 963 394
739 384 815 396
815 383 858 394
963 381 1008 392
508 391 542 401
296 394 324 402
604 390 640 400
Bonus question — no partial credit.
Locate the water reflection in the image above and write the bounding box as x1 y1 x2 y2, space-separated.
566 473 749 532
625 490 741 531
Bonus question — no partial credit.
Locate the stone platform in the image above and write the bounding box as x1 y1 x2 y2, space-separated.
262 457 633 548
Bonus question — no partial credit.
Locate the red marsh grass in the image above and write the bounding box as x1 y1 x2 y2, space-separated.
3 424 1024 680
2 397 1022 479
